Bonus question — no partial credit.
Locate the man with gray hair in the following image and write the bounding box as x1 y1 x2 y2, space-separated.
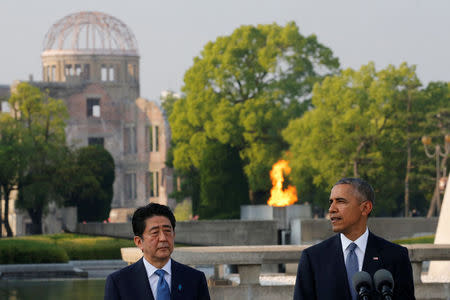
294 177 415 299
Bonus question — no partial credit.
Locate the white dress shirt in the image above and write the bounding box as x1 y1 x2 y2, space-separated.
340 227 369 271
143 257 172 299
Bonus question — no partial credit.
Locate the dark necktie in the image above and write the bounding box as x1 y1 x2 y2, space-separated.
155 269 170 300
346 243 358 300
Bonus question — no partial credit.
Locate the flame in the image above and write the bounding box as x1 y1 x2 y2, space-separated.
267 160 298 207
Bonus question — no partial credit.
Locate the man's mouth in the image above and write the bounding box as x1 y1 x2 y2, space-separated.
330 216 342 223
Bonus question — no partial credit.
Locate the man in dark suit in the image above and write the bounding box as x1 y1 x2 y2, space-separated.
293 178 415 300
104 203 210 300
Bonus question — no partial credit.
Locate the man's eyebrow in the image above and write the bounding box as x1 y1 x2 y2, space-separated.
330 197 347 202
149 224 172 231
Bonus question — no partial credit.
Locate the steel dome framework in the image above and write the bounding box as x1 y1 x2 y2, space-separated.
42 11 138 55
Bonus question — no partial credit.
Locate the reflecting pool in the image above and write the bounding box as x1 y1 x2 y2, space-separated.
0 279 105 300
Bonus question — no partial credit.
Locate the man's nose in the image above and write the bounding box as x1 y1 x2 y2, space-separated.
328 201 336 213
158 230 167 241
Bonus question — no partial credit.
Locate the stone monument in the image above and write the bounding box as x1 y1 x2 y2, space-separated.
427 176 450 282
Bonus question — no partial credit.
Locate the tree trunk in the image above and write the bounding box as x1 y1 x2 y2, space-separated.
2 186 13 237
404 140 411 217
404 91 412 217
27 208 43 235
353 159 359 178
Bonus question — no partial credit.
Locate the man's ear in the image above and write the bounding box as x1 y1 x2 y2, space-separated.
361 201 373 216
134 236 143 252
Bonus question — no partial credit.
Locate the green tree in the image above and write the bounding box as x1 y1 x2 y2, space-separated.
0 113 27 236
199 142 249 219
170 22 339 204
75 146 115 222
56 146 115 222
283 62 427 215
372 63 422 216
9 82 68 234
419 82 450 217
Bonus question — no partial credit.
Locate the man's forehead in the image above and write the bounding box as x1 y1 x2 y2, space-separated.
145 215 172 227
330 184 357 198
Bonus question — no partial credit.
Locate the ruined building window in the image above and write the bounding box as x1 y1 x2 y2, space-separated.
145 125 152 152
146 172 153 197
1 101 10 113
145 125 160 152
65 64 73 77
154 126 159 152
51 66 56 81
109 66 115 82
87 98 100 117
82 64 90 80
101 65 108 81
101 65 115 82
123 126 137 154
155 171 159 197
75 64 81 76
146 171 159 197
125 173 137 200
128 63 137 82
88 137 104 147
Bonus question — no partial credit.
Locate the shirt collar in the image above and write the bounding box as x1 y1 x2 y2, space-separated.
142 257 172 278
340 227 369 253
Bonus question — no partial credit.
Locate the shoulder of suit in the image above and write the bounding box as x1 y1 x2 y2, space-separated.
369 232 408 252
303 234 339 254
107 259 142 279
172 259 205 276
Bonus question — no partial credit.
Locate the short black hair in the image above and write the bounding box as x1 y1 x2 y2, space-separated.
132 203 176 237
333 177 375 205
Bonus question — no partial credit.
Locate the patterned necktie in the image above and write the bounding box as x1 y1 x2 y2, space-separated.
155 269 170 300
346 243 359 300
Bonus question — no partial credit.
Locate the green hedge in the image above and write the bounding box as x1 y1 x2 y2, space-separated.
0 239 69 264
393 235 435 244
58 237 135 260
0 234 135 263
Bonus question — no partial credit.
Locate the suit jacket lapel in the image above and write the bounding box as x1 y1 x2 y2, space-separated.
362 231 383 276
170 260 182 300
135 258 155 300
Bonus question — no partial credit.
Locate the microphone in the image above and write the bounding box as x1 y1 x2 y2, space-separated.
352 271 373 300
374 269 394 300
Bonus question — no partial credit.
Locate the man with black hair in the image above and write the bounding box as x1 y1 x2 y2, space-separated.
293 178 415 300
104 203 210 300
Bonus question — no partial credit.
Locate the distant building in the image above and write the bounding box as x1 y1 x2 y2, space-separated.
1 12 175 234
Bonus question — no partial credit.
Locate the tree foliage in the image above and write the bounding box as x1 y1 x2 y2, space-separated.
0 113 27 236
170 22 339 204
8 82 68 234
57 146 115 222
199 143 249 219
283 62 442 216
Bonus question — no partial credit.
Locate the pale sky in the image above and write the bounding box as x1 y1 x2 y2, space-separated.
1 0 449 102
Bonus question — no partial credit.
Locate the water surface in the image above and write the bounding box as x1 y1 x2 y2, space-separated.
0 279 105 300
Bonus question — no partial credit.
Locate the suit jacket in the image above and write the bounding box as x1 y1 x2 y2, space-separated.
293 232 415 300
104 258 210 300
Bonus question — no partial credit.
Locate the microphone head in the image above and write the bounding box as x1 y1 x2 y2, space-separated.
373 269 394 292
352 271 373 292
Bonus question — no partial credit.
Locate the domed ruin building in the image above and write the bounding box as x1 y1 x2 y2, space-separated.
31 11 174 224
